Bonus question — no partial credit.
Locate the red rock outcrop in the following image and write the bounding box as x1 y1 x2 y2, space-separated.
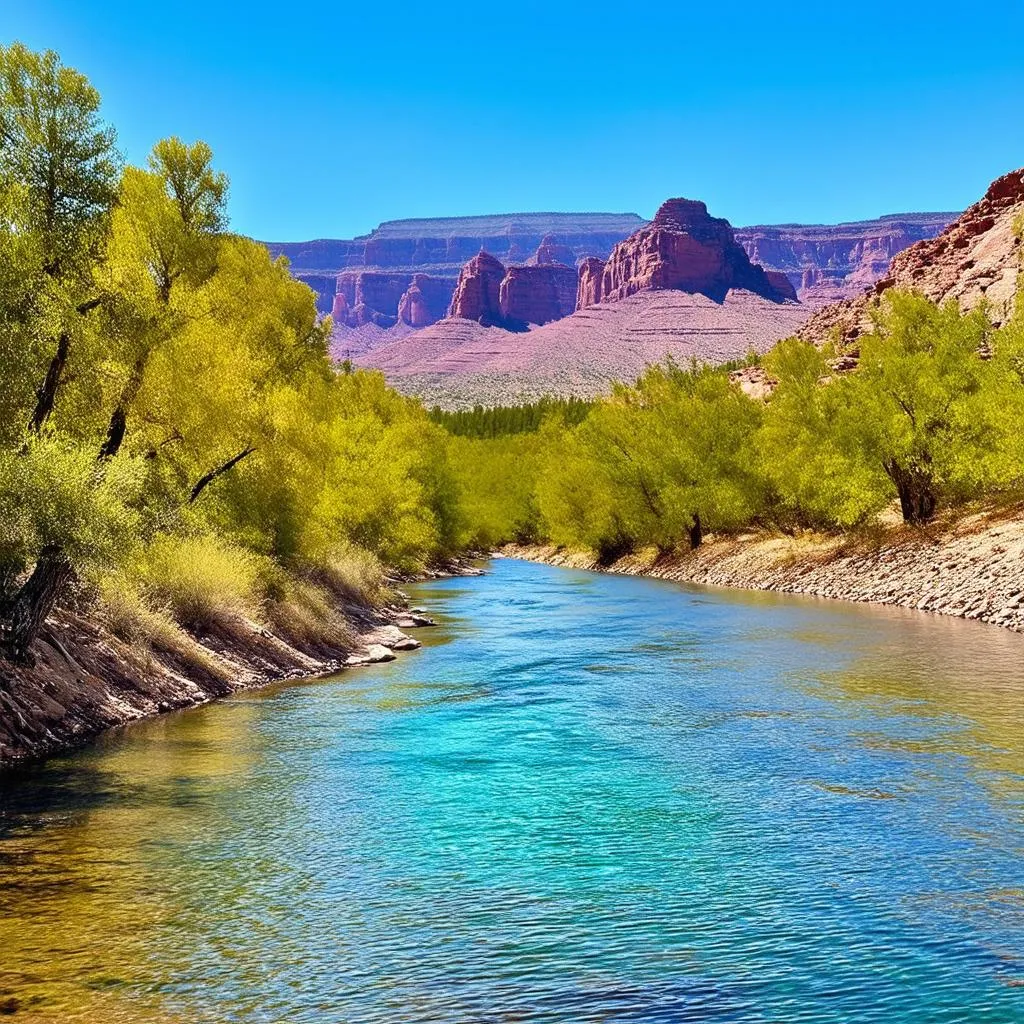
587 198 796 307
499 264 578 326
329 271 456 329
448 251 507 325
577 257 606 310
530 233 577 267
397 274 455 328
276 209 958 335
799 168 1024 347
447 251 580 328
735 213 955 306
764 271 798 303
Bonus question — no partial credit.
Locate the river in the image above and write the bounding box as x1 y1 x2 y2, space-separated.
1 558 1023 1022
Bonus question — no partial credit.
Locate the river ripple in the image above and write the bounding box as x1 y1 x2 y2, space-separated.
1 558 1023 1022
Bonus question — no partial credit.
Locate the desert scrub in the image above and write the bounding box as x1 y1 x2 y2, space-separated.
313 545 391 608
140 533 268 630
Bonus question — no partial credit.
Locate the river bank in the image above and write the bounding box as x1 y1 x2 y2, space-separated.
503 503 1024 633
0 559 482 769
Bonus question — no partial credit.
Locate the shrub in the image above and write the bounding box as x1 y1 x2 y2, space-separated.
312 544 390 607
140 533 266 629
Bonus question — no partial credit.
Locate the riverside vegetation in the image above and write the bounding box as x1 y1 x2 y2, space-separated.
450 291 1024 561
3 42 1024 682
0 43 463 671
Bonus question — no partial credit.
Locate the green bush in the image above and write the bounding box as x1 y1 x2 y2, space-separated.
140 533 267 629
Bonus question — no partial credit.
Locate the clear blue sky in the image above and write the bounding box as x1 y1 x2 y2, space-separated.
8 1 1024 240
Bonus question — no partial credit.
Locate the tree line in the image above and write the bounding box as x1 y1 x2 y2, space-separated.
448 291 1024 561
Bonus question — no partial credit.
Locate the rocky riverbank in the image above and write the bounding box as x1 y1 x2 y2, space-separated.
503 504 1024 634
0 559 483 768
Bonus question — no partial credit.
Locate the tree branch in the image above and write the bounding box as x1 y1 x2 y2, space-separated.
189 447 256 504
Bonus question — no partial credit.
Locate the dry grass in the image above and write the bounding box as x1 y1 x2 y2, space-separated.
264 576 356 651
141 534 266 630
97 573 232 682
312 545 392 607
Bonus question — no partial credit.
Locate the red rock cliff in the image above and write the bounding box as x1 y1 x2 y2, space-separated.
448 251 507 324
499 264 578 326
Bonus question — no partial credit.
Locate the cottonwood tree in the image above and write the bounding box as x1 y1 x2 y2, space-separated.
761 293 999 527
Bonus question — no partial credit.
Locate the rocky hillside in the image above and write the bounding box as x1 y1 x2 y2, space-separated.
734 213 954 306
799 168 1024 348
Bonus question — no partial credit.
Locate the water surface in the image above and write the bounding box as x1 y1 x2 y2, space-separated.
2 558 1023 1022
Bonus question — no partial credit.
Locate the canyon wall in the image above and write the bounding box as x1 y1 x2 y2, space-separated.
266 208 954 335
734 213 955 306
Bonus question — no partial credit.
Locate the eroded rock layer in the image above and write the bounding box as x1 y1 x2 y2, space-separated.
735 212 955 306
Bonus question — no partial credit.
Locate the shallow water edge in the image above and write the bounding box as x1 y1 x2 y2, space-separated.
503 506 1024 634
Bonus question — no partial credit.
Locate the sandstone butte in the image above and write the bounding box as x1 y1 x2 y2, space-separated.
448 249 577 328
577 198 797 307
355 196 813 407
264 209 953 336
799 166 1024 349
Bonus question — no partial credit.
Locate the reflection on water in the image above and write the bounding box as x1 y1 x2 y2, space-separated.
1 558 1024 1022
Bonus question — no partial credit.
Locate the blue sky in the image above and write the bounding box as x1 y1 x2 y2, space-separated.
7 1 1024 240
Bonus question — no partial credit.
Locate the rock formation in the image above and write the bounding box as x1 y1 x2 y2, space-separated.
448 251 507 325
267 208 956 335
576 257 606 310
735 213 955 306
448 251 579 328
328 270 457 329
799 167 1024 348
530 233 577 267
764 271 799 303
265 213 645 328
499 263 578 326
398 274 455 328
584 198 796 307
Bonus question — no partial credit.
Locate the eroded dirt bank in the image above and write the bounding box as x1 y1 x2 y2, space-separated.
503 507 1024 634
0 562 479 769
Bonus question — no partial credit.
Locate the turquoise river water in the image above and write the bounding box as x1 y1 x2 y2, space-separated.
1 558 1023 1022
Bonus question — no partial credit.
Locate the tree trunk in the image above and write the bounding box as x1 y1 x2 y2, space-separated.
28 331 70 433
884 460 937 524
27 299 102 435
98 352 148 460
688 512 703 550
3 546 73 663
